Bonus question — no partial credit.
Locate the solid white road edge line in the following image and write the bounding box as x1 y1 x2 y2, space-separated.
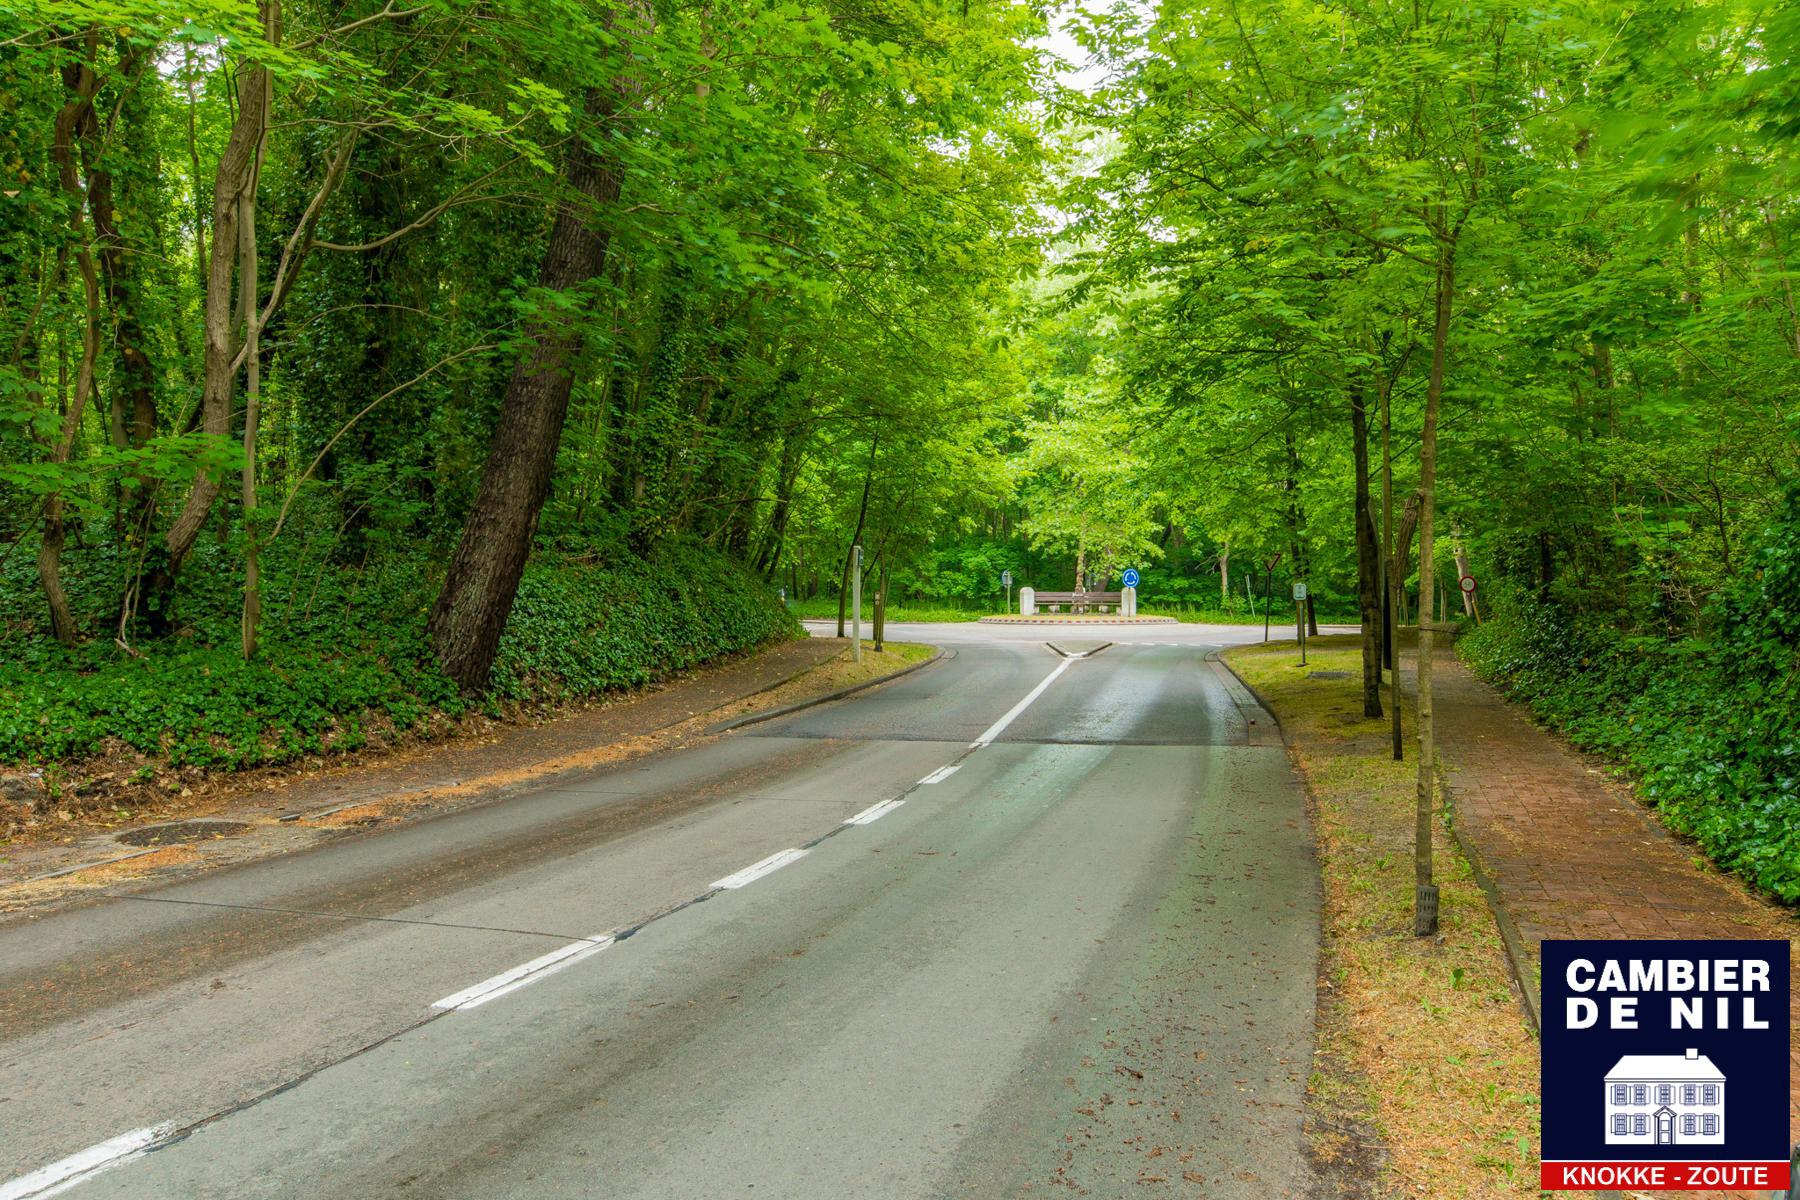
843 798 904 826
970 657 1075 748
0 1124 175 1200
711 847 810 891
431 936 615 1012
917 763 961 785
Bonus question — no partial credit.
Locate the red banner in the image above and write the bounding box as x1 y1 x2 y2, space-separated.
1541 1161 1790 1191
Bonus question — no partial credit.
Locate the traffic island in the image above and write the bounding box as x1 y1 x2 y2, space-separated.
977 614 1177 625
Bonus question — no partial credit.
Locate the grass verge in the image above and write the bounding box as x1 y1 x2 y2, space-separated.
1223 637 1541 1199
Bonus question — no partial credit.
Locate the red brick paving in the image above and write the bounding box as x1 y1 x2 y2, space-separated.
1423 645 1799 1192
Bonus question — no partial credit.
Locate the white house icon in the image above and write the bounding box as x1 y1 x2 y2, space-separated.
1603 1049 1725 1145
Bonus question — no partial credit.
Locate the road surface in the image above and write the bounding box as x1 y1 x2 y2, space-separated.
0 622 1323 1199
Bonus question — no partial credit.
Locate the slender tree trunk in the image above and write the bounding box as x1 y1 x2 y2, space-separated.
836 435 878 638
1350 383 1382 717
1414 244 1454 938
239 32 272 660
39 52 105 645
83 39 157 540
429 75 631 692
134 16 272 630
1217 537 1229 607
1382 366 1401 760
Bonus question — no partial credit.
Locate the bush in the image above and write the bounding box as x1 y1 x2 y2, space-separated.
0 538 797 773
1460 485 1800 902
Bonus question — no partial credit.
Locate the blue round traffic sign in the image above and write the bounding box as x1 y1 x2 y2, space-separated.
1121 568 1140 588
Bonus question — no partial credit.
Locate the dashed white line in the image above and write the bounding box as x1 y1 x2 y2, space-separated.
711 847 810 890
970 657 1075 748
431 936 614 1012
843 798 904 826
0 1124 175 1200
917 764 962 785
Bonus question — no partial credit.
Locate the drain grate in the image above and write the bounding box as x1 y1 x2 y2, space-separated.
117 819 251 847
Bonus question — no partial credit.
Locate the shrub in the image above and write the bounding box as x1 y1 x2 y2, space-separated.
1461 485 1800 902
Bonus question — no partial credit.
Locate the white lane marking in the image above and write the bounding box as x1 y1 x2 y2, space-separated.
0 1124 175 1200
711 847 810 890
918 763 961 785
971 657 1075 748
843 798 904 826
431 936 614 1012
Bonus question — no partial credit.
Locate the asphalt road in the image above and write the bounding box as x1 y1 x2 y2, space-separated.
0 622 1323 1199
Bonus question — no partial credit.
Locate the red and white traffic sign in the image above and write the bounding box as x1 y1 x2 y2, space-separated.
1459 575 1478 595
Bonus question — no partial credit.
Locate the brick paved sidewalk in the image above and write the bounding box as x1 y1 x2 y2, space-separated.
1420 643 1800 1172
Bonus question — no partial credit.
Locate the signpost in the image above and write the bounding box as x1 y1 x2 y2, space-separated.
851 544 863 665
1293 580 1309 666
1459 573 1480 624
1002 569 1013 613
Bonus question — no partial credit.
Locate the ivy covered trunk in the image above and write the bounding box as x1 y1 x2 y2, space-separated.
430 85 626 693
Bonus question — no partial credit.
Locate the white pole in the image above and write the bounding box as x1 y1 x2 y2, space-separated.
851 544 863 663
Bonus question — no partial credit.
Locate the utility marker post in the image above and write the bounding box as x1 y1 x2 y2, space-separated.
851 544 863 664
1293 580 1308 667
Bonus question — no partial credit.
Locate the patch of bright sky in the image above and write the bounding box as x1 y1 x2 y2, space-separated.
1037 3 1113 94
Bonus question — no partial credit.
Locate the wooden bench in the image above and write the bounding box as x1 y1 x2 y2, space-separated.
1033 590 1123 614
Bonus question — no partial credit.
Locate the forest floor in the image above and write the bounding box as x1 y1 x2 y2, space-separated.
0 638 936 908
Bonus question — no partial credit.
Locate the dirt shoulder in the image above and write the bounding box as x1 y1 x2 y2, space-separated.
0 639 937 909
1222 636 1541 1200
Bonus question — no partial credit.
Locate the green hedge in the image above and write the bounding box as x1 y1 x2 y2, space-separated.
1459 486 1800 902
0 540 797 772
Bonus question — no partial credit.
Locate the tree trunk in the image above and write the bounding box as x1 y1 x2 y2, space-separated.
239 32 272 660
132 15 273 632
836 435 878 638
1414 245 1454 939
84 40 158 541
1382 365 1402 761
429 79 630 693
1350 383 1382 717
39 51 105 646
1217 537 1229 607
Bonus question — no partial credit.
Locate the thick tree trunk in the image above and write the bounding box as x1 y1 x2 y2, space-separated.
429 82 627 693
1350 384 1382 717
1414 246 1455 938
1217 538 1229 607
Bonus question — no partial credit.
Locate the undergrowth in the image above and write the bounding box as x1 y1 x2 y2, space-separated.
0 537 797 775
1460 485 1800 903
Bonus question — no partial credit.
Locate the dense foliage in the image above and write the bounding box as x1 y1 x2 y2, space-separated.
2 0 1796 899
0 536 794 773
1463 490 1800 901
